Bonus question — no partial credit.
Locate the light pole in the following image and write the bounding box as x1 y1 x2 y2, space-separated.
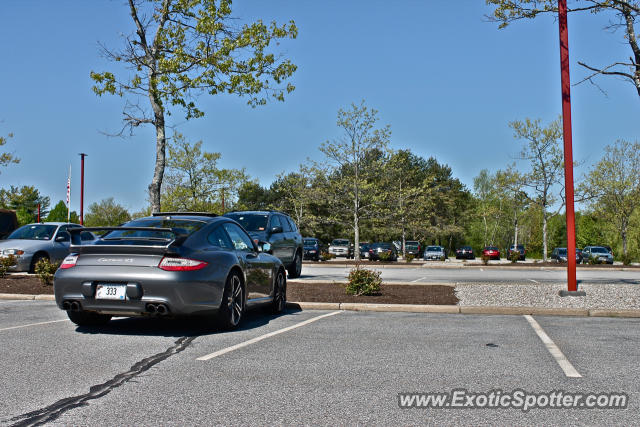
79 153 87 225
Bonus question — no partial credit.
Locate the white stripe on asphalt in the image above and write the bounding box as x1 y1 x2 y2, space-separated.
197 311 343 361
410 277 427 283
530 279 539 284
524 315 581 378
0 319 69 332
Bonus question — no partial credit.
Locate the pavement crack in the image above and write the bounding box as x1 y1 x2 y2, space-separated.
8 336 196 427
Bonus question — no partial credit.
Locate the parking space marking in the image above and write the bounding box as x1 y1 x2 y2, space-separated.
524 315 581 378
410 277 427 283
197 311 342 361
0 319 69 332
530 279 539 283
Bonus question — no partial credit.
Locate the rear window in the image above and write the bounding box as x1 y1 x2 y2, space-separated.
557 249 567 255
405 242 419 249
372 243 392 249
102 219 205 240
426 246 441 251
224 213 268 232
591 247 608 254
304 239 318 246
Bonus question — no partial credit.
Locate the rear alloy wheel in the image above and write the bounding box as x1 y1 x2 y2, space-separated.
67 310 112 327
271 269 287 314
218 272 244 329
288 252 302 278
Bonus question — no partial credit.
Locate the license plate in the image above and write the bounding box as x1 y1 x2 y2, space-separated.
96 284 127 300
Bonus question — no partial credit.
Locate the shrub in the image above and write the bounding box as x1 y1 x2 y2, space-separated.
622 253 633 266
440 255 447 262
405 254 415 263
320 252 335 261
0 255 17 278
481 254 490 265
378 252 391 262
35 258 59 286
588 256 601 265
345 267 382 296
509 251 520 263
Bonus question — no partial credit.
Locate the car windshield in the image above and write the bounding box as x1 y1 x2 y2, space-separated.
426 246 441 251
101 219 205 240
485 246 498 251
303 239 317 246
332 239 350 246
557 249 567 255
459 246 472 250
406 242 419 249
591 247 608 254
511 245 524 250
8 224 57 240
224 213 268 232
372 243 391 249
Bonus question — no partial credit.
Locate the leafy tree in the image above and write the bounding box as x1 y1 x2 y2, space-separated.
318 101 391 260
84 198 132 226
486 0 640 98
496 166 530 247
46 200 79 223
581 139 640 256
0 131 19 172
91 0 298 212
162 133 249 213
236 181 275 211
0 186 50 225
473 169 505 246
511 117 565 261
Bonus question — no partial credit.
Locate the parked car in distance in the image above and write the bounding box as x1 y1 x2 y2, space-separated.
404 241 421 257
423 245 447 261
455 245 475 259
581 246 614 264
54 213 287 329
358 242 371 259
328 239 353 258
223 211 303 278
0 222 95 272
551 247 582 263
0 209 18 240
368 242 398 261
602 245 614 257
507 244 526 261
303 237 321 261
482 246 501 260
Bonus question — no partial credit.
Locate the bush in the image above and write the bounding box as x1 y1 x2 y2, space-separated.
0 255 17 278
509 251 520 263
481 254 490 265
320 252 336 261
588 256 601 265
345 267 382 296
622 253 633 266
378 252 391 262
440 255 447 262
405 254 415 263
35 258 59 286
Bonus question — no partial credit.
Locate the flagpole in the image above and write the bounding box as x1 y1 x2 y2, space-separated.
67 165 71 223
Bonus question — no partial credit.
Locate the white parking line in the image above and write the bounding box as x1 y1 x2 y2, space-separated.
0 319 69 332
410 277 427 283
524 315 581 378
530 279 539 284
197 311 342 361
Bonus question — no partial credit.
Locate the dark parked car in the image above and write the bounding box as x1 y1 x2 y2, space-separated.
368 242 398 261
581 246 614 264
551 247 582 263
358 242 371 259
423 245 447 261
224 211 303 278
0 222 95 272
54 213 287 329
507 244 526 261
482 246 501 260
455 245 475 259
404 241 421 257
303 237 321 261
0 209 18 240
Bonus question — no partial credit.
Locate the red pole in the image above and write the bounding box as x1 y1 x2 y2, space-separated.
558 0 577 292
79 153 87 225
37 204 41 222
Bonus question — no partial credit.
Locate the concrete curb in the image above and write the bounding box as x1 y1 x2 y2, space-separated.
287 302 640 318
302 262 638 271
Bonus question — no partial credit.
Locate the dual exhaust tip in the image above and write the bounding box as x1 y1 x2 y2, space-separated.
145 303 169 316
62 300 81 312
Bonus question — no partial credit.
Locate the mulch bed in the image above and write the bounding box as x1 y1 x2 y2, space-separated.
288 282 458 305
0 275 53 295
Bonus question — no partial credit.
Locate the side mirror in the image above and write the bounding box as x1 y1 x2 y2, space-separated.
55 232 71 242
258 242 272 254
269 226 283 234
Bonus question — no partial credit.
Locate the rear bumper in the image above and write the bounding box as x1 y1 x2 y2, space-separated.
53 265 227 317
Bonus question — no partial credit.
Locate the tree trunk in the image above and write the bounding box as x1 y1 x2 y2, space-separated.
148 110 166 213
542 211 548 262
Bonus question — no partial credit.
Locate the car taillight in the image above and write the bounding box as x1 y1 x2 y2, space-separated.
59 254 78 269
158 256 208 271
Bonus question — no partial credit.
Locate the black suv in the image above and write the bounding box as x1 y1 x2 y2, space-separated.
224 211 303 278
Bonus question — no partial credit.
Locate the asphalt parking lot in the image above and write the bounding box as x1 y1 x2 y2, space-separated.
1 300 639 425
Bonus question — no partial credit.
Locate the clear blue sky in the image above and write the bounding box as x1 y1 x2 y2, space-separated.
1 0 638 214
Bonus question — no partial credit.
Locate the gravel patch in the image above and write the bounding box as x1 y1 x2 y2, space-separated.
455 282 640 310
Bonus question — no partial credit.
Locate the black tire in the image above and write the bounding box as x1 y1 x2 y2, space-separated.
29 253 48 274
288 251 302 278
67 310 112 327
271 269 287 314
218 271 244 329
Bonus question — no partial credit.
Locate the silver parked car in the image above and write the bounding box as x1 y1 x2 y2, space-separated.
423 245 447 261
328 239 353 258
53 213 287 329
581 246 614 264
0 222 94 272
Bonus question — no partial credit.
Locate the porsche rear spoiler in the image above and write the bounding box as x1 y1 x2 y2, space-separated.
68 226 188 255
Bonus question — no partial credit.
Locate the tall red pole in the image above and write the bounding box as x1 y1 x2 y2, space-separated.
558 0 577 292
37 204 41 223
79 153 87 225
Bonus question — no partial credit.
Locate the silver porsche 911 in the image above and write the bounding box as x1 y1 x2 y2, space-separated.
53 213 287 329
